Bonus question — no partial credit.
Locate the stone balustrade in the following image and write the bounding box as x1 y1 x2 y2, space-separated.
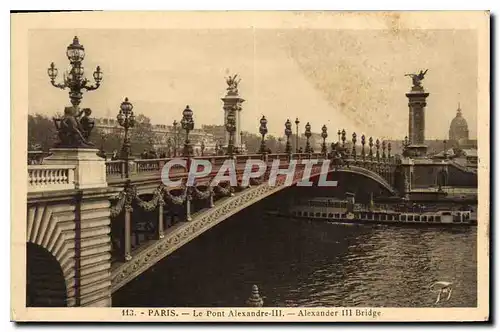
105 153 337 178
28 165 76 192
105 160 124 176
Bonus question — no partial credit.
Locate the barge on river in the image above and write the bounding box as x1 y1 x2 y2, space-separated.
283 195 476 226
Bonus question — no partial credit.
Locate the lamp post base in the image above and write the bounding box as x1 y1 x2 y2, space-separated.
43 148 107 189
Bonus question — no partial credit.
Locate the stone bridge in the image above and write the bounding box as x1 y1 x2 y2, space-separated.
25 148 476 307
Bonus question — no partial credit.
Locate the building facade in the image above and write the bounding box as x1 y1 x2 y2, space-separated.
94 118 218 155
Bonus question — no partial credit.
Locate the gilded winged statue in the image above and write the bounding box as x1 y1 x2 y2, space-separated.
405 69 428 88
225 74 241 94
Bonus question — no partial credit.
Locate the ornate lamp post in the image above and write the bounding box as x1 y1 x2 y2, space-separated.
215 141 220 155
361 134 366 160
321 125 328 155
337 130 341 143
172 120 179 157
97 131 107 159
200 140 205 156
285 119 292 154
352 132 357 159
259 116 268 154
240 131 244 153
48 36 103 109
402 135 410 157
117 97 136 178
295 117 300 153
181 105 194 157
304 122 312 153
167 137 172 157
47 36 103 148
226 109 237 156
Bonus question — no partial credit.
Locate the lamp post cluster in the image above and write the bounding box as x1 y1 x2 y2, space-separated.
240 131 244 153
48 36 103 109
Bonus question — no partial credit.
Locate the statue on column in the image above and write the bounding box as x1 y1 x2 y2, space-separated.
225 74 241 95
53 106 95 148
405 69 428 89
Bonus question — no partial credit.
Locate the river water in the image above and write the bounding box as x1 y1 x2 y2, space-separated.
113 203 477 308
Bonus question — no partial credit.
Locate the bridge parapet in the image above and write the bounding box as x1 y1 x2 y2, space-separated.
28 165 76 192
26 148 117 307
105 152 342 180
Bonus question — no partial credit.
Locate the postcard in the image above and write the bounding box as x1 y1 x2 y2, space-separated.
11 10 489 322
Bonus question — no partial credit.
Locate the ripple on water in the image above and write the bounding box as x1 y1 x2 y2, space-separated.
113 216 477 308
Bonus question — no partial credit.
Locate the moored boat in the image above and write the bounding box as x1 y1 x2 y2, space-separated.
286 195 476 226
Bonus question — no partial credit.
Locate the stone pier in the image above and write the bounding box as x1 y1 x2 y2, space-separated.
27 148 119 307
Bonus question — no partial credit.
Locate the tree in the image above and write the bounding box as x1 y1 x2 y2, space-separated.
28 114 58 151
241 131 261 153
129 114 155 155
89 127 123 155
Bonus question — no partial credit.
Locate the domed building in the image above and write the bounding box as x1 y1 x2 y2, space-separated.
449 104 469 143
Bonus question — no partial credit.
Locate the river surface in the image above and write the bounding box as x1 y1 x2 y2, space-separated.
113 209 477 308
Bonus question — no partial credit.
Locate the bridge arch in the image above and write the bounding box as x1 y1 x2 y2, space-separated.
26 203 78 306
111 163 397 292
325 166 396 195
26 242 68 307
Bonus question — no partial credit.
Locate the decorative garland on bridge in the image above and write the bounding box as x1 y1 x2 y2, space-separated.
192 185 212 200
135 184 166 212
163 186 187 205
110 160 395 218
109 181 221 216
110 191 126 218
214 181 233 196
249 176 263 185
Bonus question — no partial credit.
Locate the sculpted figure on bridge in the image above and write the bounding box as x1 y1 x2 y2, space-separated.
53 106 95 148
405 69 428 88
330 142 349 168
225 74 241 95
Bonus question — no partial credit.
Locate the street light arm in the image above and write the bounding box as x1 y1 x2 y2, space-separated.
83 79 101 91
50 79 67 90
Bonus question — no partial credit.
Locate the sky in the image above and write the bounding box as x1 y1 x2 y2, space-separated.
28 28 478 140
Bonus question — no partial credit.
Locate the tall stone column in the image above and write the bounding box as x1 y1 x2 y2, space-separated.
222 75 245 149
405 70 430 157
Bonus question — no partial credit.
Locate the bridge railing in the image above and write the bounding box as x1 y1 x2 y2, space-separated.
106 160 125 176
28 165 76 192
104 151 399 182
135 158 170 174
